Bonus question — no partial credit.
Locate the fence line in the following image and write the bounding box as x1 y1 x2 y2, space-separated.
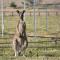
0 9 60 16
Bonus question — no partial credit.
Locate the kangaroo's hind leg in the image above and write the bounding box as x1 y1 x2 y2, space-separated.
13 39 20 56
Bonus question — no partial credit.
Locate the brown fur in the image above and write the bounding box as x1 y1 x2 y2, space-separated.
12 10 28 56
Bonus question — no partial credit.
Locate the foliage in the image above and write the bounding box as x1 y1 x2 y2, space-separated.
26 0 42 6
10 2 17 8
26 0 34 5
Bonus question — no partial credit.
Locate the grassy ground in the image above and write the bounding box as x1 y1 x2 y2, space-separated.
0 15 60 60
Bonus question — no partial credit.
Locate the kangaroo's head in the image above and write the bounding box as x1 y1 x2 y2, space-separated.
16 10 26 21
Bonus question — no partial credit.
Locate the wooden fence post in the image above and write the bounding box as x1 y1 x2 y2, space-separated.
38 11 40 16
30 11 32 16
12 11 13 16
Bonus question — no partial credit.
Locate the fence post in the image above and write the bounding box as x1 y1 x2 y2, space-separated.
12 11 13 16
30 11 32 16
24 0 26 21
33 0 36 35
1 0 4 37
56 11 58 16
46 7 48 31
38 11 40 16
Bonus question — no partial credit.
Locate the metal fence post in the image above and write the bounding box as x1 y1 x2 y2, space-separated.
33 0 36 35
1 0 4 37
24 0 26 21
46 7 48 31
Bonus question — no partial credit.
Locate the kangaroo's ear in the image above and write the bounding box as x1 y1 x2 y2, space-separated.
22 10 26 13
16 10 20 14
16 10 21 16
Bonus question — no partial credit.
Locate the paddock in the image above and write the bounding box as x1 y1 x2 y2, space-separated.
0 0 60 60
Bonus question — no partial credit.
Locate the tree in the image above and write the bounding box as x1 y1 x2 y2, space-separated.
10 2 17 8
26 0 42 6
26 0 34 6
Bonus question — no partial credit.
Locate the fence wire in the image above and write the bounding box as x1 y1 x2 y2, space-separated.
0 0 60 60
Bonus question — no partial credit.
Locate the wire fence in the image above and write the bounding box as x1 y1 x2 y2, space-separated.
0 8 60 60
0 0 60 60
0 8 60 34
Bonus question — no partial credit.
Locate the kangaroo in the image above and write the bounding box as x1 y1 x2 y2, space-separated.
12 10 28 56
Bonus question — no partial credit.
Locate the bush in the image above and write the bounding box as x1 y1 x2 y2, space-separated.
10 2 17 8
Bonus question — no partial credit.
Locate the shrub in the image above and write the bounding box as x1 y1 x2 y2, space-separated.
10 2 17 8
